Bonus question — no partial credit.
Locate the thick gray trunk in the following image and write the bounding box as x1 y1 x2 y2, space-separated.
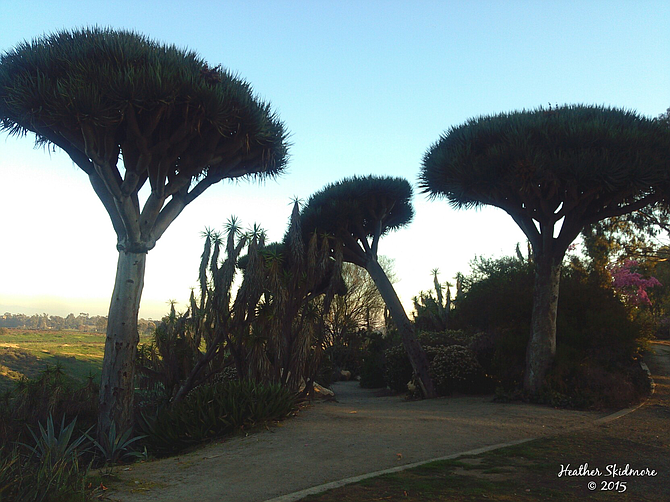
98 250 146 438
524 254 561 393
365 259 437 398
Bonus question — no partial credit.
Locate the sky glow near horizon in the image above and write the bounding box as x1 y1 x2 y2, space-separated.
0 1 669 319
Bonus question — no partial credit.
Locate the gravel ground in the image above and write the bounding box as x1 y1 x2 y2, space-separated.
106 380 610 502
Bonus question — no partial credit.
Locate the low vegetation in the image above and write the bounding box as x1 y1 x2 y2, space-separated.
0 329 152 392
0 217 663 500
137 380 297 455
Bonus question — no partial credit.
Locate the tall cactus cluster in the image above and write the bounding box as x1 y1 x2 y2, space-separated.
412 269 458 332
137 203 345 406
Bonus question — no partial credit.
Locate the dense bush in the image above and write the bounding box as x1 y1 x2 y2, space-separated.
383 344 489 396
314 352 336 388
453 255 653 408
0 446 93 501
0 366 148 500
383 345 415 393
358 353 386 388
429 345 486 395
317 330 393 389
418 330 470 347
358 331 394 389
452 256 534 335
137 380 297 455
325 335 365 376
541 354 651 409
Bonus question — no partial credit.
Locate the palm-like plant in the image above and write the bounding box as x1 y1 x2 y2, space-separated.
169 219 257 404
300 175 437 397
420 105 670 392
413 270 452 333
0 28 289 436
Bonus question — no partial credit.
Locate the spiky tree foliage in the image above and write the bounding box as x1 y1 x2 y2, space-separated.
0 28 288 436
135 301 193 399
170 219 261 404
252 202 346 391
146 205 345 404
301 175 437 398
420 105 670 392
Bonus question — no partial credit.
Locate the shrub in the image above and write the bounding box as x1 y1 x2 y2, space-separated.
1 416 94 502
454 255 653 408
137 380 297 455
216 365 240 382
654 317 670 340
536 357 651 409
87 421 146 468
418 330 469 347
0 365 98 447
452 256 534 334
384 344 490 396
383 345 414 393
429 345 487 395
315 350 336 388
359 351 386 388
358 331 393 389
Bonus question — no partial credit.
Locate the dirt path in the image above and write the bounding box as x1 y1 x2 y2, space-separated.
107 381 614 501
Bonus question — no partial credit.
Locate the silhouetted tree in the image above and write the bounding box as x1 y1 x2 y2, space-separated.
301 175 437 397
420 105 670 392
0 28 288 436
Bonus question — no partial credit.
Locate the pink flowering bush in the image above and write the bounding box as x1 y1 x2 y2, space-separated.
609 260 661 306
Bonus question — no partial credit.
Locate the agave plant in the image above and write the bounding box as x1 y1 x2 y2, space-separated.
87 421 146 467
19 415 90 469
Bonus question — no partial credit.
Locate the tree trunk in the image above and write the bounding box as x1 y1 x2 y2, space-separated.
365 259 437 398
98 250 146 438
524 254 562 393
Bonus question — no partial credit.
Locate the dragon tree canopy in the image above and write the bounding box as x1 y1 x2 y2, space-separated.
419 104 670 255
0 27 289 252
300 175 414 266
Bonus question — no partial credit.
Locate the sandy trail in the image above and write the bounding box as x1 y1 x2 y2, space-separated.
107 382 609 502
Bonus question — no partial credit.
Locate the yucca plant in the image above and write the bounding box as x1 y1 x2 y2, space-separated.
10 416 93 502
0 446 20 500
137 380 296 455
23 453 91 502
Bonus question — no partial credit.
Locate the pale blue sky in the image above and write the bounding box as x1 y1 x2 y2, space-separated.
1 1 669 318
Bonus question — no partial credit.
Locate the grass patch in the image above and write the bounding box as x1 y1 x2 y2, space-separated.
302 431 669 501
0 328 151 391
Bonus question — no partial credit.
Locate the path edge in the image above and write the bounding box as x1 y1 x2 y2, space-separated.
265 359 656 502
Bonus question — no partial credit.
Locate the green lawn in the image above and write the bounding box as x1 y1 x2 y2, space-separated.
0 328 151 391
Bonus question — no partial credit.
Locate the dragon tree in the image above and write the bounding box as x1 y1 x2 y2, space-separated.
300 175 437 398
420 105 670 392
0 28 288 436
